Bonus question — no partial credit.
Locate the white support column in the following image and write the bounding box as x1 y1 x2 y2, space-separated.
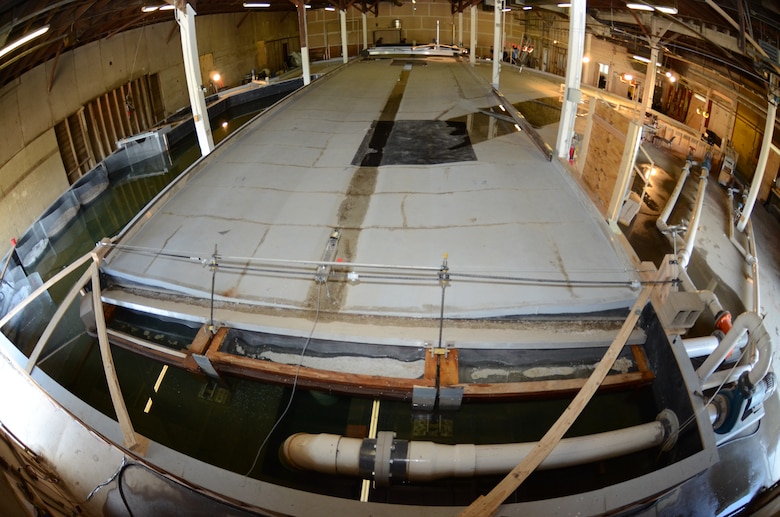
458 11 463 47
642 45 660 114
607 121 643 230
176 3 214 157
491 0 502 88
295 0 312 85
737 76 778 232
362 12 368 50
340 9 349 64
555 0 586 158
582 32 592 85
470 5 477 66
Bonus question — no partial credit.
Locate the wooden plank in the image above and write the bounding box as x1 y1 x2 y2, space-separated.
440 348 459 386
87 102 108 162
102 94 118 148
631 344 654 381
461 371 650 398
25 266 93 373
188 324 215 355
62 115 80 182
423 347 437 380
0 251 93 330
77 107 96 171
112 89 128 138
90 260 149 455
129 81 142 133
459 286 652 517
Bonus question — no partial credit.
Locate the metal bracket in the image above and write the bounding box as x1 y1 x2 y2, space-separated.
315 229 341 283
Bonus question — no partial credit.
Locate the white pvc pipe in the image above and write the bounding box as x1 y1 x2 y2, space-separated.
697 311 772 386
683 336 720 358
703 365 752 391
737 85 777 232
656 160 691 257
678 168 708 269
282 418 673 482
657 160 691 228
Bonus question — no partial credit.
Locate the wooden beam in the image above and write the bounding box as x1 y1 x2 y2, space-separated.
0 251 93 330
47 42 64 93
25 266 93 373
459 286 652 517
90 259 149 455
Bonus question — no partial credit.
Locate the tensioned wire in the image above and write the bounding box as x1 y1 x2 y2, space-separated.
100 242 672 289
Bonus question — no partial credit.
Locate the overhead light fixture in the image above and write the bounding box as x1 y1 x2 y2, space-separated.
502 7 511 11
627 3 678 14
243 2 271 7
142 3 174 11
325 6 335 10
523 5 532 10
582 56 591 63
0 25 50 60
633 55 651 63
693 93 706 102
557 3 571 7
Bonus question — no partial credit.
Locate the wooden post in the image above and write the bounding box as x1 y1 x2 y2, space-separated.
90 255 149 455
459 285 652 517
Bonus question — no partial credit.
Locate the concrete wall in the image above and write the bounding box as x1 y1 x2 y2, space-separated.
0 12 298 251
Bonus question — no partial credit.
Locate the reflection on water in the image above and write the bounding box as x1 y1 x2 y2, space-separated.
513 97 563 128
447 97 563 146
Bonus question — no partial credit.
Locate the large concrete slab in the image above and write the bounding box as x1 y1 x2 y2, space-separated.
104 58 639 321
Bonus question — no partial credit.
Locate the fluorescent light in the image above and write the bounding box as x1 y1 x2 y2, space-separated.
557 3 571 7
243 2 271 7
627 3 654 11
0 25 50 59
656 6 678 14
142 3 174 11
523 5 532 9
502 7 511 11
694 93 706 102
325 6 335 10
633 55 651 63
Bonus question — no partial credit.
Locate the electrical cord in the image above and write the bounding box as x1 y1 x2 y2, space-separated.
244 281 323 477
